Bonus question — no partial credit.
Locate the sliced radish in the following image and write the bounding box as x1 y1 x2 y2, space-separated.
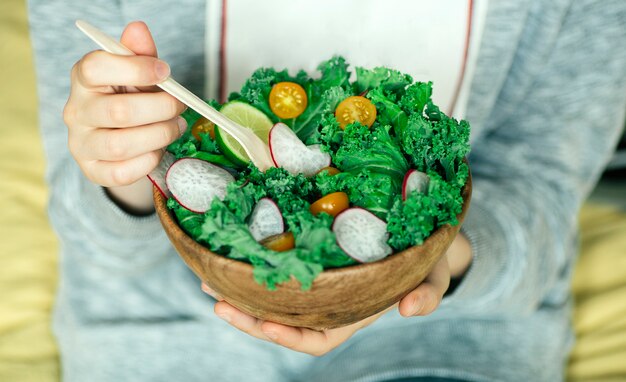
165 158 234 213
332 208 392 263
248 197 284 241
402 169 430 200
269 123 331 176
148 151 176 198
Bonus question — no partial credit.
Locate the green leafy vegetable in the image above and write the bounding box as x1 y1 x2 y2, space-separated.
165 56 471 291
316 169 400 219
400 112 470 181
399 81 433 115
386 165 468 250
293 211 356 268
355 66 413 95
366 87 408 136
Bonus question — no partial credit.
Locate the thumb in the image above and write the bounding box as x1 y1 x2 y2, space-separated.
120 21 158 57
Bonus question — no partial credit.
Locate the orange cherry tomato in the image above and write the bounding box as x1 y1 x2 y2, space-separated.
309 192 349 217
260 232 295 252
317 166 341 176
191 117 216 141
335 96 377 129
269 82 308 119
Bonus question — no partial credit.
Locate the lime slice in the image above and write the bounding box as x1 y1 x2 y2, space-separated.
215 101 274 166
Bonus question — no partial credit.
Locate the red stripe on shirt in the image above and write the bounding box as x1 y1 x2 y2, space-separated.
449 0 473 115
219 0 228 103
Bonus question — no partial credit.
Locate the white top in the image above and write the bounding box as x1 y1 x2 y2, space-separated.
206 0 488 118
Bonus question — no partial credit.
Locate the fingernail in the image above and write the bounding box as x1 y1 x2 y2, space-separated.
201 283 212 295
412 297 425 316
263 331 278 341
155 60 170 80
177 116 187 135
218 313 231 323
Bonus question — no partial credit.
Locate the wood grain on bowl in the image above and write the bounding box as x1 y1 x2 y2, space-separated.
154 168 471 331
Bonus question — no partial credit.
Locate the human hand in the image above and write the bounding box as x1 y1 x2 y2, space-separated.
203 282 394 356
201 233 472 356
63 21 186 213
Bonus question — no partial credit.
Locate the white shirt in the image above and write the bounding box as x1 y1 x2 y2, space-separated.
205 0 488 118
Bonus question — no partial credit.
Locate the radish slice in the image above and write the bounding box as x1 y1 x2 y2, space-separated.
248 197 284 241
332 208 392 263
402 169 430 200
148 151 176 198
165 158 234 213
269 123 331 176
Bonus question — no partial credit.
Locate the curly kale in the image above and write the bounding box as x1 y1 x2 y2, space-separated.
165 56 471 290
399 81 433 116
386 165 468 250
400 112 470 181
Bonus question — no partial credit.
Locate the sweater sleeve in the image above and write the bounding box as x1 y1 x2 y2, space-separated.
28 0 206 271
445 0 626 315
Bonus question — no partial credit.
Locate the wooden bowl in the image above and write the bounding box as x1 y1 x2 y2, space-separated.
154 171 471 330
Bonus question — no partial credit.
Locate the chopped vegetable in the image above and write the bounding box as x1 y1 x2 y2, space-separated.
333 208 392 263
269 122 331 176
165 158 234 213
248 197 284 241
309 191 349 217
215 101 274 166
317 166 341 176
269 82 308 119
402 169 429 200
334 96 377 129
261 232 295 252
191 117 216 141
148 151 175 198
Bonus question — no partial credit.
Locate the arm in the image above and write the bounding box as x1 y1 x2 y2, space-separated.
28 0 205 270
446 0 626 315
28 0 208 327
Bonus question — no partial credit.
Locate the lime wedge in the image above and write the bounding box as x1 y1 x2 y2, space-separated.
215 101 274 166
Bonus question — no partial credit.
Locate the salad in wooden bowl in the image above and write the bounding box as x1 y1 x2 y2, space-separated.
151 57 471 330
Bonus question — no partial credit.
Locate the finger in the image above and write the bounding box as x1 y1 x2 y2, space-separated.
260 322 333 356
120 21 160 93
214 302 272 342
201 283 224 301
83 149 163 187
80 117 185 161
259 309 388 356
76 50 170 89
399 255 450 317
80 91 185 128
121 21 158 57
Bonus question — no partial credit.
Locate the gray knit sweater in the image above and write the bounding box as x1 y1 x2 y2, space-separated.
28 1 626 381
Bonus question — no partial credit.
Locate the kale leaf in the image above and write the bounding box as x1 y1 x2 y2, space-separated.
332 123 409 179
386 165 468 250
400 112 470 181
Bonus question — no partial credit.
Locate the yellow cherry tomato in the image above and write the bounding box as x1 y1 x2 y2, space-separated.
269 82 308 119
335 96 377 129
309 192 349 217
260 232 295 252
317 166 341 176
191 117 215 141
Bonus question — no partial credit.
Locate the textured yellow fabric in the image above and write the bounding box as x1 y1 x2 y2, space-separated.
568 202 626 381
0 1 60 381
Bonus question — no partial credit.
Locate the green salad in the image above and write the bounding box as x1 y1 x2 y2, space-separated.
156 57 470 290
